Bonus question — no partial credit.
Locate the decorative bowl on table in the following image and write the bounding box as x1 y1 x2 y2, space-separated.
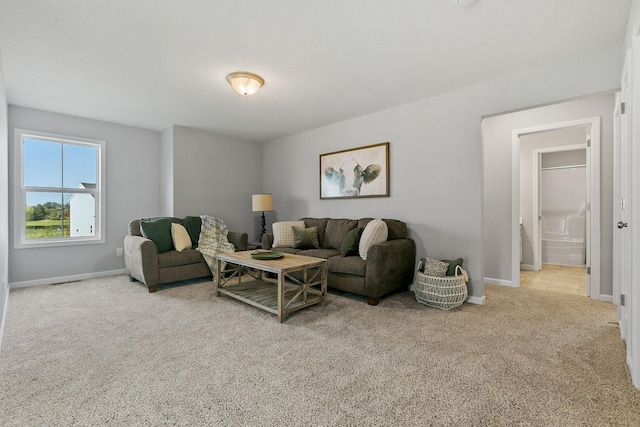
250 250 285 260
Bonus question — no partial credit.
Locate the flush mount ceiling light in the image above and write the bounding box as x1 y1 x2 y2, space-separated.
226 71 265 96
455 0 475 6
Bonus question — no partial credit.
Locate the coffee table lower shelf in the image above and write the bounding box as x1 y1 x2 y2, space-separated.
218 279 324 315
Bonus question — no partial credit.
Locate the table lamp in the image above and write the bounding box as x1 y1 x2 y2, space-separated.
252 194 273 242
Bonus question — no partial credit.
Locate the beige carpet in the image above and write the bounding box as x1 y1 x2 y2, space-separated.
1 275 639 426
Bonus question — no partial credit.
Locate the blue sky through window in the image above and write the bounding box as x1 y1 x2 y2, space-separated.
24 139 97 206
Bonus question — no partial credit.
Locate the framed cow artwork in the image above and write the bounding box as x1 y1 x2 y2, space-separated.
320 142 389 199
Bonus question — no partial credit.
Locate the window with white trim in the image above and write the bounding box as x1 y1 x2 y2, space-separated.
14 128 105 248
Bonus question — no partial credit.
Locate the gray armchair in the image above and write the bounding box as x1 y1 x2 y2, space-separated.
124 217 248 292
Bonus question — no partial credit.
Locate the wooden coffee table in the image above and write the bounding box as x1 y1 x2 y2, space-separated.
214 251 327 322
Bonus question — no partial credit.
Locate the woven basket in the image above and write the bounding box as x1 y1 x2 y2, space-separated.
413 265 467 310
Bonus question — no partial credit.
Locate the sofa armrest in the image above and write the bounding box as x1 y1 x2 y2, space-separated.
364 239 417 298
261 233 274 249
124 235 160 290
228 231 248 251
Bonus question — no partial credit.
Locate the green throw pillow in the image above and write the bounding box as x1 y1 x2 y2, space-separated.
292 226 320 249
140 218 174 253
441 258 464 276
182 216 202 248
341 227 364 256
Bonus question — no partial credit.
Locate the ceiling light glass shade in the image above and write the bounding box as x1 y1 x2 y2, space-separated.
226 72 264 96
455 0 475 6
252 194 273 212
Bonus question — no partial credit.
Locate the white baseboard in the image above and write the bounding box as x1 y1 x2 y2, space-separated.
520 264 535 271
10 269 126 289
484 277 517 287
596 294 613 303
466 294 486 305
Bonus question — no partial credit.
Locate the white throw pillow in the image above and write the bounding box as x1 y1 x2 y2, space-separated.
272 221 305 248
359 219 388 260
171 223 192 252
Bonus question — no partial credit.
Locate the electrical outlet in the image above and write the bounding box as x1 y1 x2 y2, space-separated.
116 248 123 256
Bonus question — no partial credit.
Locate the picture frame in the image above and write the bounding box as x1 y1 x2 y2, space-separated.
319 142 389 199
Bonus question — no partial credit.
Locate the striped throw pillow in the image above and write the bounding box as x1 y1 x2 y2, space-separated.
272 221 305 248
359 219 388 260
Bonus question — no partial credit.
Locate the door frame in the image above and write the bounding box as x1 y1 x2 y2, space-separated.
612 91 622 320
511 117 601 299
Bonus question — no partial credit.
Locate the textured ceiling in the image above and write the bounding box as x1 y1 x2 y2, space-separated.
0 0 631 142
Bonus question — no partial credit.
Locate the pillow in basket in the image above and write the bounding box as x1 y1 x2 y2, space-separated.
422 258 449 277
441 258 464 276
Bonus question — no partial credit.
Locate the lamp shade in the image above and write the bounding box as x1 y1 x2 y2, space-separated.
227 72 264 96
252 194 273 212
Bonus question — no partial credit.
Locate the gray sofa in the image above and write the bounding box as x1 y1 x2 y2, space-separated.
262 217 416 305
124 216 248 292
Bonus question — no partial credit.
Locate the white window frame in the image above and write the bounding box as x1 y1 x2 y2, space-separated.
13 128 106 249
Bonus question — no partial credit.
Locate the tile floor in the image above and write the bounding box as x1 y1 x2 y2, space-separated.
520 263 587 296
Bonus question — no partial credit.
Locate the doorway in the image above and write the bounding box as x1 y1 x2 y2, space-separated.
519 141 589 296
511 117 601 298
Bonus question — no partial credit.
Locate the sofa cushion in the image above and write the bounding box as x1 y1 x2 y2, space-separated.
182 216 202 248
272 221 306 248
158 249 205 269
171 223 192 252
328 255 367 277
140 218 175 253
358 218 407 240
292 226 320 249
300 218 329 247
297 248 341 259
341 227 364 256
323 219 358 249
359 219 388 260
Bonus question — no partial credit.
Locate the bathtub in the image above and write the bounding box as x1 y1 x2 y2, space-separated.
541 214 586 267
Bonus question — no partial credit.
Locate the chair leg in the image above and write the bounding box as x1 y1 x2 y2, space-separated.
367 297 380 306
148 285 157 293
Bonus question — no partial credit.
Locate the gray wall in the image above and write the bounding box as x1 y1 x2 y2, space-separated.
519 127 588 267
483 92 616 296
171 126 264 240
0 49 9 352
542 149 587 169
263 45 622 301
6 111 264 285
8 106 162 284
160 127 174 216
625 0 640 47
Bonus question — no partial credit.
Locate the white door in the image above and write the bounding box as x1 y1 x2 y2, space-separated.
615 51 632 355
